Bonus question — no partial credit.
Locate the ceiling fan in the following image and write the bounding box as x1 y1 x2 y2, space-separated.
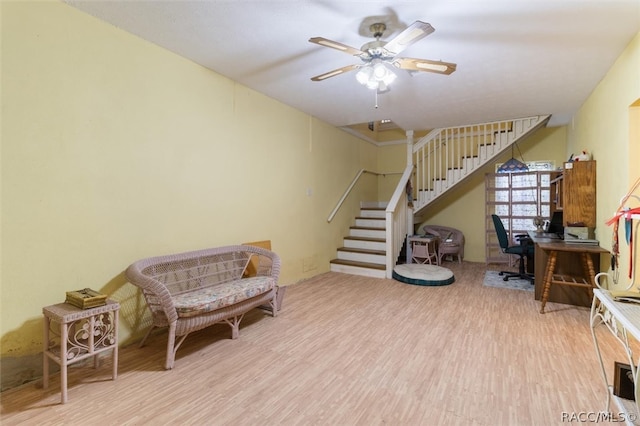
309 21 456 91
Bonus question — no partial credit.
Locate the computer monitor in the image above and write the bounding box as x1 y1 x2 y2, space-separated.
548 211 564 235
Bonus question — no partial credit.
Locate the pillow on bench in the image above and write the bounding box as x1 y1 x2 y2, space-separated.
173 276 276 318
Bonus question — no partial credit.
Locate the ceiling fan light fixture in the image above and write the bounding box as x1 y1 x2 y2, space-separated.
372 62 388 79
355 66 373 85
381 68 396 86
356 60 396 90
366 79 380 90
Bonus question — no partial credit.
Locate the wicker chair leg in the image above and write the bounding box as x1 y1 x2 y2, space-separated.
165 323 177 370
226 314 244 339
271 294 278 318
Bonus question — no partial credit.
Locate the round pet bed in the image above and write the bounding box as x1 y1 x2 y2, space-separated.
392 264 455 286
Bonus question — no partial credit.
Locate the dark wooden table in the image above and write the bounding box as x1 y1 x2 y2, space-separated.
528 232 609 313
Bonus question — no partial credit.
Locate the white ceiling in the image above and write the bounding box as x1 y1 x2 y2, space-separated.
64 1 639 136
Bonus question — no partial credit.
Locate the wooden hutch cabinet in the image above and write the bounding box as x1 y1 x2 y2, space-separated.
561 160 597 227
548 160 597 227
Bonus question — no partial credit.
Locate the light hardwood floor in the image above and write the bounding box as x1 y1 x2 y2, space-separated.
0 262 632 425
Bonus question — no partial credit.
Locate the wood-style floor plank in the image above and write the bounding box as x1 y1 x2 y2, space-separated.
0 262 633 425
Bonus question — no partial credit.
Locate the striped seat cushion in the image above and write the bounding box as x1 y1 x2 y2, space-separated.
173 276 276 318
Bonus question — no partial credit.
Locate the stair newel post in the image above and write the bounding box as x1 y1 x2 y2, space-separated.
406 129 414 168
406 130 415 258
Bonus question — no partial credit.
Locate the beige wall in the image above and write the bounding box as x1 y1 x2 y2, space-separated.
567 32 640 288
0 1 379 364
417 126 568 262
376 142 408 200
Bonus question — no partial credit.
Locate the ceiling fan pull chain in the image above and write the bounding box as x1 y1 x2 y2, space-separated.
375 89 379 109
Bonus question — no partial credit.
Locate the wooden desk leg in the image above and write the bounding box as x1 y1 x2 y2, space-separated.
540 251 558 314
582 253 596 298
42 315 50 390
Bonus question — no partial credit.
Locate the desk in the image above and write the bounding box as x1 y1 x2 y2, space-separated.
590 289 640 421
528 232 609 312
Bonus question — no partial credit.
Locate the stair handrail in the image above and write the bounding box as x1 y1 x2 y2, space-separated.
386 165 414 215
385 165 414 277
327 169 402 223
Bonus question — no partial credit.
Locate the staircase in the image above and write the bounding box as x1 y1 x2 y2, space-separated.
412 115 550 216
329 202 388 278
330 115 551 278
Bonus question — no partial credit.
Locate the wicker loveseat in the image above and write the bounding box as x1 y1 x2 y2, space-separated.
422 225 465 264
125 245 281 369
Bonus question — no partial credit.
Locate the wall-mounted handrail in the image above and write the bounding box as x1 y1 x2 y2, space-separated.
327 169 402 223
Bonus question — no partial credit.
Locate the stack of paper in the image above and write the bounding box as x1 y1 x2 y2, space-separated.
564 237 599 245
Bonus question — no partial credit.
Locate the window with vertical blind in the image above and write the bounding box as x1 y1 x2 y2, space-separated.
485 163 555 264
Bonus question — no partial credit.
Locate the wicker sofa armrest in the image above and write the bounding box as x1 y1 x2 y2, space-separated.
125 257 179 324
239 244 282 280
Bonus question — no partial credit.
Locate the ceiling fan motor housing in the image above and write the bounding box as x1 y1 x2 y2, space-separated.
360 40 390 60
370 23 386 38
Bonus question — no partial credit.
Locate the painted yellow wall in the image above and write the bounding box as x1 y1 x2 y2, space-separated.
417 126 568 262
1 1 379 361
376 143 407 200
567 31 640 289
631 100 640 179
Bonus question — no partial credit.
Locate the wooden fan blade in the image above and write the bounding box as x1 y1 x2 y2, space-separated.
310 64 359 81
393 57 457 75
383 21 435 56
309 37 365 56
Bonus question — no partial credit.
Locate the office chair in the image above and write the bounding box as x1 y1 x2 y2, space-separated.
491 214 534 283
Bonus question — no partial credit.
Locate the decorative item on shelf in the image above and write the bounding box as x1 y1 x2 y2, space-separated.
65 288 107 309
533 216 544 233
568 150 591 162
574 150 591 161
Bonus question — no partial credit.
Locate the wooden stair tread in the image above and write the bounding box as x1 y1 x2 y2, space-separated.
337 247 385 255
344 236 385 243
329 259 386 270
